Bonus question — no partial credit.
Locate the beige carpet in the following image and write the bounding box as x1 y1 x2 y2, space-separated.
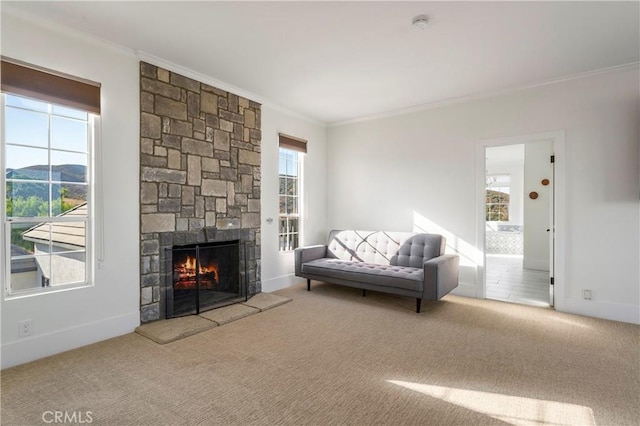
1 283 638 426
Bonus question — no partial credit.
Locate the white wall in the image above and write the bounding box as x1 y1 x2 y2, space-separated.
327 66 640 324
523 141 552 271
260 106 327 292
1 12 140 368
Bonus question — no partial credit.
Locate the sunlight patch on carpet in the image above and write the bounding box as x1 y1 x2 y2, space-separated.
388 380 595 426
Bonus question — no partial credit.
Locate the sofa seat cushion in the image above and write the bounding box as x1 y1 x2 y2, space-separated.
301 258 423 292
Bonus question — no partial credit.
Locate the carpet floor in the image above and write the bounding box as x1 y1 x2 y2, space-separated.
1 282 638 426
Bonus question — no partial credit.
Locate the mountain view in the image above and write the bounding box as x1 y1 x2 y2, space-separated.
6 164 87 201
6 163 86 182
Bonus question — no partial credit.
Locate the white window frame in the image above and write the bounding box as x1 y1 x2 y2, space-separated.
278 147 302 252
1 93 96 298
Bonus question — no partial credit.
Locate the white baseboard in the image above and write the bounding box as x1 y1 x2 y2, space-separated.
261 274 304 293
453 282 638 325
560 298 640 324
1 311 139 369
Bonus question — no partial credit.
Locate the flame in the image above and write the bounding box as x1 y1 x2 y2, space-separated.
174 256 219 290
180 256 217 275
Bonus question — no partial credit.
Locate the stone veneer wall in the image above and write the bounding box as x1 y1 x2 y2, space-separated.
139 62 261 322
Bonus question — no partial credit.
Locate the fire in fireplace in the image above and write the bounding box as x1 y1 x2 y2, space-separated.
174 255 218 290
167 240 246 317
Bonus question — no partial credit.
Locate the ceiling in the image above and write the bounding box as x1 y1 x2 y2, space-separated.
4 1 639 125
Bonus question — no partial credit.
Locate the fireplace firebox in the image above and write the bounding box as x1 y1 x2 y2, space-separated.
166 240 247 318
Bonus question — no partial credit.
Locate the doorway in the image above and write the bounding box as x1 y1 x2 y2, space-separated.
484 141 554 307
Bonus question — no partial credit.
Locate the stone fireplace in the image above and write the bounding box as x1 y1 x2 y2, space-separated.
139 62 261 322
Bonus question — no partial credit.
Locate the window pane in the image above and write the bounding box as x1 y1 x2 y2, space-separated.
286 157 297 177
51 185 87 215
12 222 52 289
20 222 51 253
279 196 286 214
10 253 42 291
287 196 298 214
5 145 49 180
10 222 38 255
6 181 50 217
51 250 86 286
53 221 86 247
52 105 88 120
5 107 48 147
279 156 286 175
486 204 509 222
279 235 286 252
279 176 286 195
51 151 87 182
33 255 52 287
6 94 48 112
291 233 299 251
51 116 88 152
286 177 297 196
11 252 50 291
279 217 287 234
289 218 298 233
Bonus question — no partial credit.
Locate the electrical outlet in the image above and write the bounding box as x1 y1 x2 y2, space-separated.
583 289 592 300
18 319 33 337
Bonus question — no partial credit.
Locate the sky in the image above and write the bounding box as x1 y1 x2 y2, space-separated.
4 94 89 173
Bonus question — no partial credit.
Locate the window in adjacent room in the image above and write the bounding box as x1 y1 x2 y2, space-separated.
1 58 100 296
485 174 511 221
278 133 306 252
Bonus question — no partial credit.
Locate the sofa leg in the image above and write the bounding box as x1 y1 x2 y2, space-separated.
362 289 366 297
307 279 311 291
416 298 422 313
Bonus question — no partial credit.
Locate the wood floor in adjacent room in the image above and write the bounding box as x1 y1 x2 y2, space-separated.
2 283 639 426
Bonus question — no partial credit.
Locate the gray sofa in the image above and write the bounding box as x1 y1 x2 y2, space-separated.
294 230 459 312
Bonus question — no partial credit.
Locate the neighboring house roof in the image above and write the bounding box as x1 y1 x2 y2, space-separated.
22 203 87 249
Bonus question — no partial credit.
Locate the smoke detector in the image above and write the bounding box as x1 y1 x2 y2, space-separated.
411 15 429 30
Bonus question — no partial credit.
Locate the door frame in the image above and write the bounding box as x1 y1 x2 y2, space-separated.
475 131 566 310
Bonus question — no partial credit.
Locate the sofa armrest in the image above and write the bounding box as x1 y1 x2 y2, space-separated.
422 254 460 300
294 245 328 276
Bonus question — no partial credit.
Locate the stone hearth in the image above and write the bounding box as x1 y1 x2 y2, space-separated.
139 62 261 322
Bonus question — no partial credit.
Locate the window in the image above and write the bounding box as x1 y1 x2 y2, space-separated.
486 175 510 222
277 133 306 252
279 149 300 251
2 59 100 296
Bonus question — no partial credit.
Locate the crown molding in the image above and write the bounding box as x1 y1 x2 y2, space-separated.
329 62 640 127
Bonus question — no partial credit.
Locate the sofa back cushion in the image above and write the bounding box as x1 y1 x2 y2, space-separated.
327 230 445 267
391 234 446 268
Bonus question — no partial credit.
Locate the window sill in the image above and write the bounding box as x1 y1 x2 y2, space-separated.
5 282 93 301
